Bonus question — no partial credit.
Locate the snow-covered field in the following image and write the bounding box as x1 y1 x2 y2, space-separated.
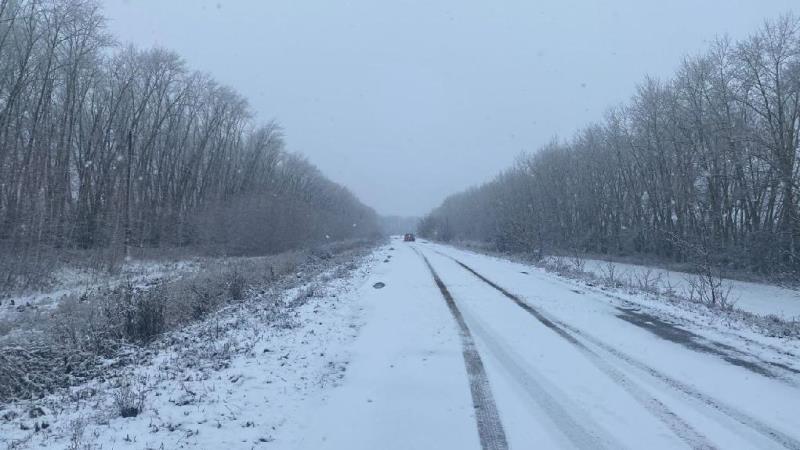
3 239 799 449
571 257 800 320
0 259 201 322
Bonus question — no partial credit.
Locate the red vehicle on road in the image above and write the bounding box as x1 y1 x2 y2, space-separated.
403 233 416 242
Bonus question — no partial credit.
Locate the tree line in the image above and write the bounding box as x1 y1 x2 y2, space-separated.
0 0 379 261
420 15 800 276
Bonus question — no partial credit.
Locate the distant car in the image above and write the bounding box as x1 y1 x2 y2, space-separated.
403 233 416 242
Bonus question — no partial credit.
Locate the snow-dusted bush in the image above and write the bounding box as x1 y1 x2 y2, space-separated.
0 346 101 402
544 256 571 276
599 261 625 288
227 269 248 301
634 269 663 296
569 254 587 274
121 287 167 344
113 376 148 418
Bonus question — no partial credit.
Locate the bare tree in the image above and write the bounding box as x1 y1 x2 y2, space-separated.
0 0 380 289
419 14 800 283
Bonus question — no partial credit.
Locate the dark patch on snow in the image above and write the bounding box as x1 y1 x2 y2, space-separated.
372 282 386 289
119 406 140 418
766 360 800 375
615 307 775 378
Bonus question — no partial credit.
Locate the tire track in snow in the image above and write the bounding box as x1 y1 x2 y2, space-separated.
443 253 800 450
415 249 508 450
554 317 800 449
419 249 623 450
459 308 622 450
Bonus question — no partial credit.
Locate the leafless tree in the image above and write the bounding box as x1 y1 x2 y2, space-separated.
419 14 800 281
0 0 380 289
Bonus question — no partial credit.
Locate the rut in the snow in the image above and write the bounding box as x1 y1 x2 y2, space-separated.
441 252 800 450
461 310 621 449
415 249 508 450
614 307 797 380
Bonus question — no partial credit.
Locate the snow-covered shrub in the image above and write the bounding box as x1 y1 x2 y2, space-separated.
0 345 101 403
686 270 734 309
51 296 108 354
600 261 624 288
227 269 247 301
569 254 587 274
187 281 219 321
289 283 323 309
544 256 571 276
65 418 94 450
111 285 167 344
112 376 147 418
634 269 663 296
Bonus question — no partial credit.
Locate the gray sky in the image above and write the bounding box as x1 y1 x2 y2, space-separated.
101 0 796 217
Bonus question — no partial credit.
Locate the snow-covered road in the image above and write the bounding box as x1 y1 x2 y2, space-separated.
293 239 800 450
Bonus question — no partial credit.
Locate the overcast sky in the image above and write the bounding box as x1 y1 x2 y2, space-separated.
100 0 796 217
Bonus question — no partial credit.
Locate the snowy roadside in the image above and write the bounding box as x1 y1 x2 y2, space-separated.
571 257 800 320
450 242 800 321
0 245 381 449
428 242 800 366
0 259 202 323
